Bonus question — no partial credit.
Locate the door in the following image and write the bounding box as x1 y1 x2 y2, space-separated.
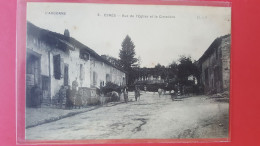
26 52 41 107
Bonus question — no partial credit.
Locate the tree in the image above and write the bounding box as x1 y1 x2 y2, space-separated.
119 35 138 85
177 55 198 86
119 35 138 71
168 61 178 80
154 63 167 79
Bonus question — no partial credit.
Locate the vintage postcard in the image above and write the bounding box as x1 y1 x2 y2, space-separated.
25 2 231 141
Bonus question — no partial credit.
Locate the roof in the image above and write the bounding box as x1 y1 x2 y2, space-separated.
27 21 126 73
198 34 231 64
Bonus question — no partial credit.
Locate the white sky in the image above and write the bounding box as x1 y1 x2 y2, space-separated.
27 2 231 68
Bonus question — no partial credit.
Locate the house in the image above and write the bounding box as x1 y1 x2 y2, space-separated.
198 34 231 94
26 22 126 106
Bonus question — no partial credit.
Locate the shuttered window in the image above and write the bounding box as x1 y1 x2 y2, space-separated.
53 54 62 79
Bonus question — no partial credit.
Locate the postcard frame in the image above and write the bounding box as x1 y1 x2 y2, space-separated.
16 0 232 144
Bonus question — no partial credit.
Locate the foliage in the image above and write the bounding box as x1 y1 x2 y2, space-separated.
177 55 200 86
119 35 138 85
119 35 138 70
131 55 200 93
101 82 121 95
86 97 100 106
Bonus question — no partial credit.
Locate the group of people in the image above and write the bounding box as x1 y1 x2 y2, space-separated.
158 88 176 100
57 78 79 109
121 86 141 103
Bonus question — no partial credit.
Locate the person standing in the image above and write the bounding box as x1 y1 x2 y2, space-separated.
72 77 79 91
170 89 175 101
72 78 82 108
30 85 42 108
65 86 73 109
135 86 140 101
123 86 128 103
144 85 147 93
58 86 66 109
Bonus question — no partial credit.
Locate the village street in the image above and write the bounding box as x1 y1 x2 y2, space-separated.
26 92 229 140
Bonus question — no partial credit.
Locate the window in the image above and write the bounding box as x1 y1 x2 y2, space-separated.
80 64 85 80
42 76 49 90
106 74 111 83
79 50 89 61
93 72 97 86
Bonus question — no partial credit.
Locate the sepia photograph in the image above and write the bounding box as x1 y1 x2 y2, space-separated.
25 2 231 140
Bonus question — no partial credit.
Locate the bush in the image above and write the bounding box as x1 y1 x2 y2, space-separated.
106 91 120 102
101 82 121 95
87 97 100 105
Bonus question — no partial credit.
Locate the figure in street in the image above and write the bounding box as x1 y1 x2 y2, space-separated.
123 86 128 103
158 88 163 97
58 85 66 108
66 85 73 109
135 85 141 101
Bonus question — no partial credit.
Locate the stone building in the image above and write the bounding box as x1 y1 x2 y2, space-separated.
26 22 126 106
198 34 231 94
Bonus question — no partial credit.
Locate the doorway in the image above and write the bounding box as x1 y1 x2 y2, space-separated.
26 51 41 107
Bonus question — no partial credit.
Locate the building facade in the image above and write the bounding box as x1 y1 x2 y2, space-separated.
198 34 231 94
26 22 126 106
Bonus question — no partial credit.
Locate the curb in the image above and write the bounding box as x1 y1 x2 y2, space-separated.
26 106 100 129
26 101 129 129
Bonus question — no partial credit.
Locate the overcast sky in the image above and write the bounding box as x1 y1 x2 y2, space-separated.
27 2 231 68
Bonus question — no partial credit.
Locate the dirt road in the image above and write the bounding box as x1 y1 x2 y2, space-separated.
26 92 229 140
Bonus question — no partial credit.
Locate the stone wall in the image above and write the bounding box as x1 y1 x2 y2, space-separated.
200 35 231 94
90 56 126 88
221 36 231 91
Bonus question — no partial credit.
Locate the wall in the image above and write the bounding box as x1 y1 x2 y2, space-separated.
201 45 222 93
49 47 91 98
27 34 91 99
221 36 231 91
201 35 231 94
90 56 126 88
27 32 126 101
26 34 52 104
27 35 50 77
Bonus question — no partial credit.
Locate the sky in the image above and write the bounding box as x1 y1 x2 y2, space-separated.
27 2 231 68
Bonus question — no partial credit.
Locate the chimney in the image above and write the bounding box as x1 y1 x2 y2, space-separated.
64 29 70 37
